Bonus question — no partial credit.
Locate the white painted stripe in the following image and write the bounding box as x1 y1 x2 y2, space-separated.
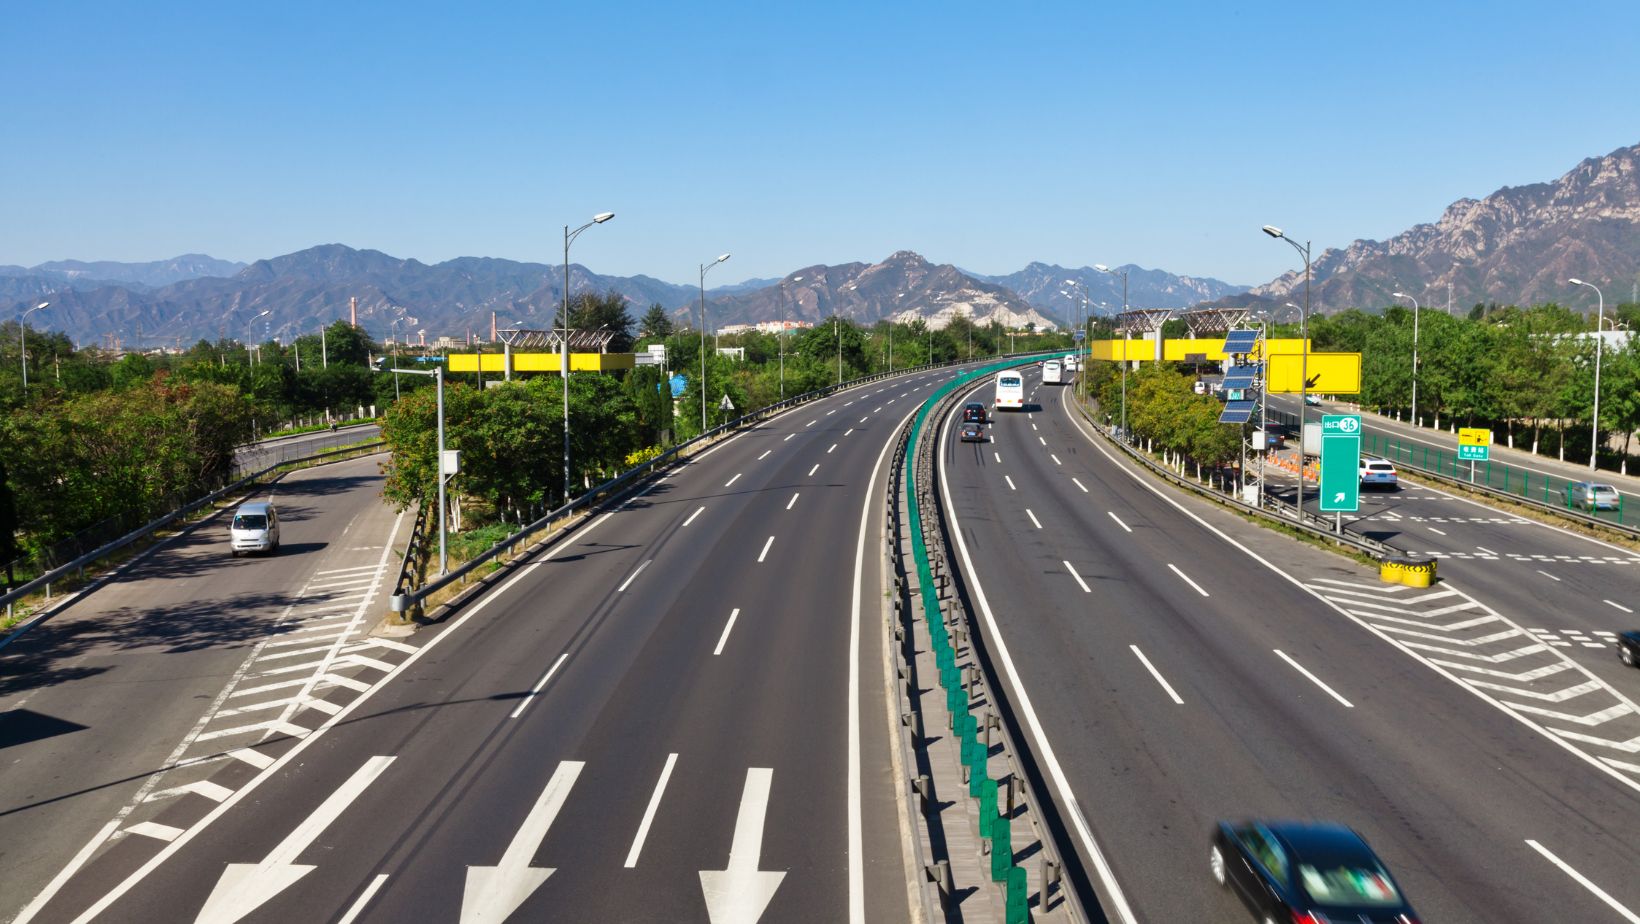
874 406 883 412
351 637 416 655
1108 511 1132 533
1130 646 1184 705
227 748 275 770
827 409 837 415
808 464 819 477
1026 510 1043 529
1537 570 1562 582
1273 650 1354 708
806 419 817 427
1051 453 1062 466
725 473 742 488
1477 546 1497 554
1607 599 1635 614
1072 477 1089 493
146 780 235 804
617 559 653 592
828 443 838 453
1005 475 1017 491
261 631 351 649
1038 436 1047 446
1063 561 1091 593
624 753 680 867
714 609 743 656
684 506 705 526
1427 526 1447 535
845 428 854 436
510 653 569 719
784 433 796 441
757 450 771 460
1032 423 1039 431
1526 839 1640 924
758 536 775 562
123 822 184 842
994 451 1001 463
194 719 309 742
314 565 380 576
1167 563 1210 597
337 654 394 673
787 493 799 510
336 874 390 924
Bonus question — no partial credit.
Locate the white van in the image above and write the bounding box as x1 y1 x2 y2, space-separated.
230 501 281 556
1042 360 1065 385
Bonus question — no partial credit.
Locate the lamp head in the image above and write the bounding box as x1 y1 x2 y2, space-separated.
593 212 615 223
1284 302 1300 310
1262 225 1284 239
1392 292 1409 299
1568 278 1586 287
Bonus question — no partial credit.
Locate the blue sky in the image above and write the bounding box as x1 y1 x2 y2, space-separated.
6 1 1639 288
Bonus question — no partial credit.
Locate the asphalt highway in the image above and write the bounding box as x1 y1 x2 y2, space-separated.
939 367 1640 922
15 367 976 924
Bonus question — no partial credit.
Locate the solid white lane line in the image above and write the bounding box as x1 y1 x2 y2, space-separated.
624 754 680 867
1108 511 1133 533
758 536 775 562
1005 475 1017 491
1273 650 1354 708
784 433 796 441
1130 646 1185 705
993 451 1001 463
808 464 819 477
828 444 838 453
1072 477 1089 493
1026 510 1043 529
336 874 390 924
510 653 569 719
725 473 742 488
1538 570 1562 582
757 450 771 460
787 493 800 510
684 506 705 526
1063 561 1092 593
1051 453 1062 466
1428 526 1447 536
1607 599 1635 614
1526 839 1640 924
616 559 652 592
713 609 742 656
1167 563 1209 597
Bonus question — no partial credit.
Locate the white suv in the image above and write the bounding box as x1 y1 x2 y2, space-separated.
1358 458 1398 489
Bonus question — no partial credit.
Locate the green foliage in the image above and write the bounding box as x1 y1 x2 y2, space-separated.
566 291 636 353
638 303 675 340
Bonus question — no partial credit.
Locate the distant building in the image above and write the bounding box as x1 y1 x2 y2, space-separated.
715 319 814 335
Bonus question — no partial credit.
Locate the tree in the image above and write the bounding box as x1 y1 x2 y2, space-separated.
639 303 675 340
567 291 636 353
0 458 18 587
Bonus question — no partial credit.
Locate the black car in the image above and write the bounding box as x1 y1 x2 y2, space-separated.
962 401 987 424
1619 630 1640 667
959 422 986 443
1211 820 1419 923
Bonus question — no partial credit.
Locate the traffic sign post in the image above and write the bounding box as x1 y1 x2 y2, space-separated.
1319 414 1361 518
1458 427 1491 482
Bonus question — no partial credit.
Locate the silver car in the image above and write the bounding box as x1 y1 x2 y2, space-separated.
1565 482 1622 512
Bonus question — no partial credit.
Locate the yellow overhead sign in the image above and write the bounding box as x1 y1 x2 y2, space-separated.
1458 427 1491 447
446 352 636 374
1088 338 1311 363
1266 352 1362 394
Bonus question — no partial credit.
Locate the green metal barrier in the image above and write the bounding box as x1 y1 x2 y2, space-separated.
1361 430 1629 525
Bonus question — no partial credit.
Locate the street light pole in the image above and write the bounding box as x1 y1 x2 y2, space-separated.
246 309 271 366
1392 292 1420 426
1570 278 1606 471
392 365 448 573
19 301 48 392
560 211 616 503
1096 265 1130 437
836 317 842 385
1263 226 1312 519
779 276 802 399
1064 278 1090 401
700 253 730 430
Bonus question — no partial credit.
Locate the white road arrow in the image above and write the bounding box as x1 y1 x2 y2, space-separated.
195 755 395 924
699 767 786 924
461 760 584 924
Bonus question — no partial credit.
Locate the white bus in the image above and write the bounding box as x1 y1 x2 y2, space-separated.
994 371 1025 411
1042 359 1066 385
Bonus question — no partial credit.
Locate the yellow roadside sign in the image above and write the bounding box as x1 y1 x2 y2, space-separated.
1266 352 1362 394
1458 427 1491 447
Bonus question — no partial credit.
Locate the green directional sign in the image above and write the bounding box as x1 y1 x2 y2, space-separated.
1319 414 1361 513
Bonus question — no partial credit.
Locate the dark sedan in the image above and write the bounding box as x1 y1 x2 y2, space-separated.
1620 630 1640 668
962 401 988 424
1211 820 1419 923
959 422 986 443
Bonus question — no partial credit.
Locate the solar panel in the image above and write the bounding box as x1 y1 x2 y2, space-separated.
1221 365 1260 389
1221 329 1260 354
1218 400 1256 424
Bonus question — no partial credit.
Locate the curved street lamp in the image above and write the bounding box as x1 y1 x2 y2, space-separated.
561 211 615 501
1391 292 1420 426
20 301 49 392
1570 278 1605 471
1262 226 1313 519
700 253 731 430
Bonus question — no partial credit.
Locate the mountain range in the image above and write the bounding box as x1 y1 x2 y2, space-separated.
0 246 1239 348
1249 140 1640 314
